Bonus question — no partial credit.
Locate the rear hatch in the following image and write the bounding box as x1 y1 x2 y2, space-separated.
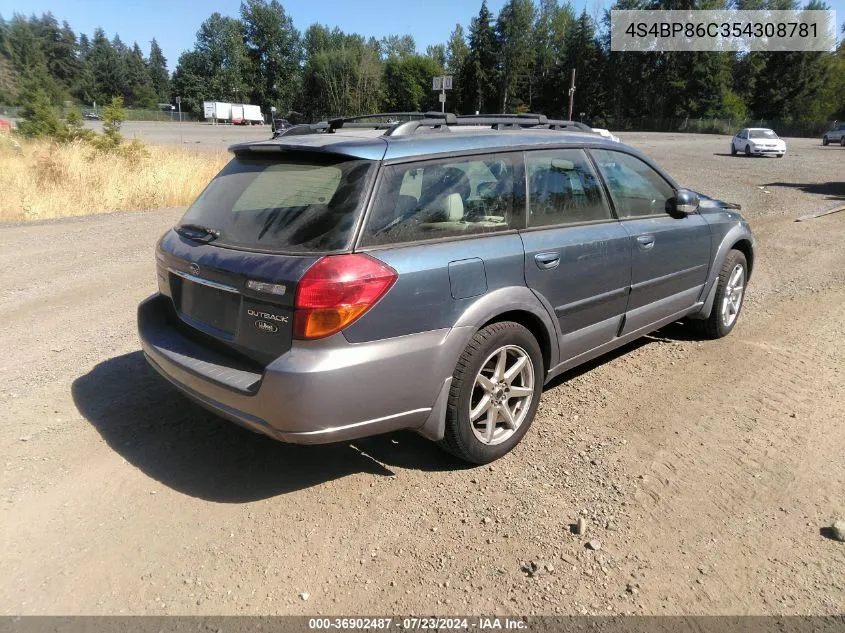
156 150 377 365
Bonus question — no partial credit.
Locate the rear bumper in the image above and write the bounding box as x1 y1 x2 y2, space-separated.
138 294 468 444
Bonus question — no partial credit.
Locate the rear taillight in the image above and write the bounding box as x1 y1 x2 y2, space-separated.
293 254 398 340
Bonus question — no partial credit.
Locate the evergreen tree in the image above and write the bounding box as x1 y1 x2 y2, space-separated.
559 10 605 120
88 28 127 103
445 24 469 113
148 38 170 102
496 0 535 112
461 1 497 113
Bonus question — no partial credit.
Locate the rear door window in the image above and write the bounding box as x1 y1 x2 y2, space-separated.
525 149 613 227
179 154 374 253
359 153 522 247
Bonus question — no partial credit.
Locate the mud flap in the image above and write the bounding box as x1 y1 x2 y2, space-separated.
415 377 452 441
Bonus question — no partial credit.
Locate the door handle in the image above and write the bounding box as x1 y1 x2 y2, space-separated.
636 235 655 250
534 252 560 270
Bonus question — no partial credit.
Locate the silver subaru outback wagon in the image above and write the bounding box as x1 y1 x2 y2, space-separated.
138 112 755 464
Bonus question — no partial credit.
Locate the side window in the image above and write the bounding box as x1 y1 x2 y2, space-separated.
591 150 675 219
525 149 612 227
360 154 521 247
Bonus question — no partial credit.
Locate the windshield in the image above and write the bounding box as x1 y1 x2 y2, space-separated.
749 129 778 139
178 154 374 253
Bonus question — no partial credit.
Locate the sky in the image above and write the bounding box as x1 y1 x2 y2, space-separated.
0 0 604 70
0 0 841 72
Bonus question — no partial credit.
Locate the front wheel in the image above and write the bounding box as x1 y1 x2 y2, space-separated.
731 143 737 156
698 249 748 339
438 322 543 464
823 136 829 146
744 144 751 156
840 137 845 147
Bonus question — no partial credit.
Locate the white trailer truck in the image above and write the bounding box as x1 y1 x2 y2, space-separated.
242 104 263 125
202 101 233 124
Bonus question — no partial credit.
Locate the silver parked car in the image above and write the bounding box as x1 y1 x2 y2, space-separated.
822 123 845 146
138 112 755 464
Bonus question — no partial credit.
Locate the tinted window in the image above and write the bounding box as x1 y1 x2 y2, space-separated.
360 154 520 247
591 150 675 219
526 149 612 227
179 154 373 253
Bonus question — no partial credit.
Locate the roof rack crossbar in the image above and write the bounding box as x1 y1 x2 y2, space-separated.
326 111 451 132
385 115 457 136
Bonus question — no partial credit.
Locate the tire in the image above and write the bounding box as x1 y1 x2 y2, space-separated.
840 137 845 147
438 322 543 464
744 144 751 156
730 143 737 156
697 249 748 339
822 136 829 146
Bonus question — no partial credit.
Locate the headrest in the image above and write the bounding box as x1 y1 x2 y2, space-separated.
428 192 464 222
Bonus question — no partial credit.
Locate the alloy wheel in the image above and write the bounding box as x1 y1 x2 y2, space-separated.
721 263 745 328
469 345 535 446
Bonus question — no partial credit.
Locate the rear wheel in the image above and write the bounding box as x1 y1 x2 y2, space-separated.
697 249 748 339
730 143 737 156
438 322 543 464
840 137 845 147
744 144 751 156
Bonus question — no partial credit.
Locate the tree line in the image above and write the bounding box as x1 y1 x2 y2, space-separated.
1 0 843 126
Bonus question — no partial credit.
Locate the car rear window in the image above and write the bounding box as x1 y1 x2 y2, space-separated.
178 153 374 253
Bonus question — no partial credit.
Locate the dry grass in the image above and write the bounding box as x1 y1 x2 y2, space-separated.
0 135 229 222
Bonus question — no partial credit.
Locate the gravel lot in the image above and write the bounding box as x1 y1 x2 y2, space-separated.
0 132 843 616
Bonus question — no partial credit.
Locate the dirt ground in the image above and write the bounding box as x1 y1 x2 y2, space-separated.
0 132 843 616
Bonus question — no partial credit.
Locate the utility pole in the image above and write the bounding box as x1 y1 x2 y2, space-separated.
567 69 576 121
176 96 182 123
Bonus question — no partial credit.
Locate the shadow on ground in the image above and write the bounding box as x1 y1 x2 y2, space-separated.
544 319 699 390
762 181 845 202
73 320 701 502
72 351 467 503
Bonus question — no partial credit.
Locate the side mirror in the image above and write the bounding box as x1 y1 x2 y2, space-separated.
668 189 699 216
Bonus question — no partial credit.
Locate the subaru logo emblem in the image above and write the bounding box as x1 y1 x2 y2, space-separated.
189 263 200 275
254 320 278 334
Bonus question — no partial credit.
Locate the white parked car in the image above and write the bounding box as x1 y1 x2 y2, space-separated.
592 127 621 143
731 128 786 158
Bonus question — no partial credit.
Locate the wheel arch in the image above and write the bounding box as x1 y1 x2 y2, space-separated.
451 286 560 377
479 310 553 375
732 238 754 280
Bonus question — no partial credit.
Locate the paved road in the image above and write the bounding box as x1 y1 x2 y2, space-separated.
84 120 272 150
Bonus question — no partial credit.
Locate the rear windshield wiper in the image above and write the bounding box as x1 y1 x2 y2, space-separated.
175 223 221 243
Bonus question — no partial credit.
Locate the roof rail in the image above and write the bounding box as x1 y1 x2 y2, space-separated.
453 114 593 132
271 112 597 139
